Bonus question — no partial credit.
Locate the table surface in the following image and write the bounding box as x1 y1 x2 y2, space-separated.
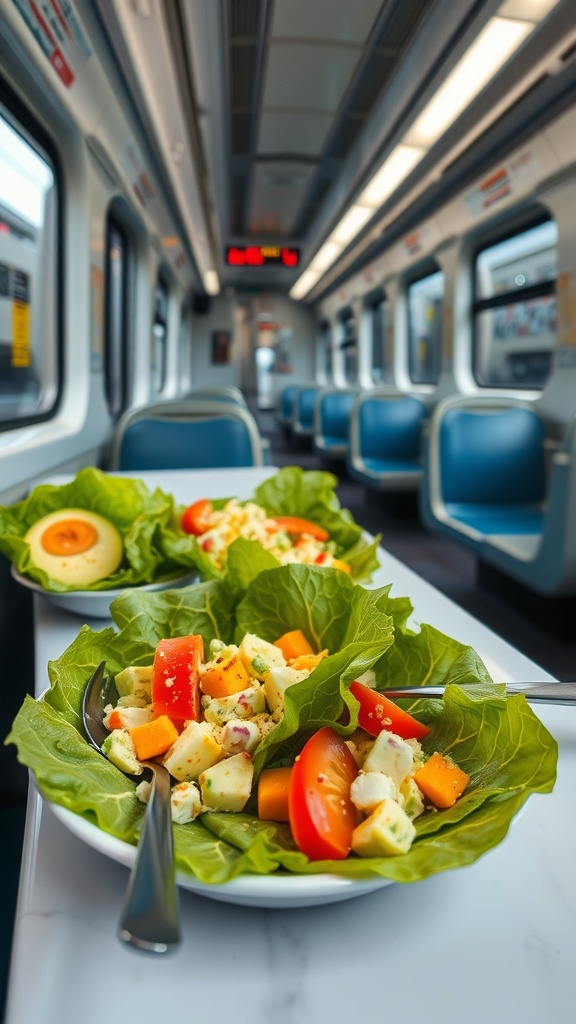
5 467 575 1024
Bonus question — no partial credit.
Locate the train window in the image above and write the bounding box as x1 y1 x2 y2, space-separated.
473 219 557 389
0 97 60 430
319 320 332 380
104 216 130 419
152 272 169 393
340 308 357 384
370 293 389 384
407 270 444 385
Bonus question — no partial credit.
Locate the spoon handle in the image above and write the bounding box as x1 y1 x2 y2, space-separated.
118 762 181 953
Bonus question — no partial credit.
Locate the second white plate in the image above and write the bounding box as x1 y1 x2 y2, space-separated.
11 565 197 618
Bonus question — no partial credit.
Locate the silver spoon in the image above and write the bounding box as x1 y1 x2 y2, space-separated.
82 661 181 953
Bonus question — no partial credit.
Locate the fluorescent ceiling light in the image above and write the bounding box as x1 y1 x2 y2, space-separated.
290 269 320 300
311 240 343 273
333 205 373 245
498 0 560 21
359 145 424 208
408 17 533 145
203 270 220 295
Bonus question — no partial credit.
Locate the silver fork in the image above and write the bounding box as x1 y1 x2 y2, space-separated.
82 661 181 953
375 680 576 703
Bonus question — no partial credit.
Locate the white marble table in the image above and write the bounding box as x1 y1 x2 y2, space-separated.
5 467 575 1024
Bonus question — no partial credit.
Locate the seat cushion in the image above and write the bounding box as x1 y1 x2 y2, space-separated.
445 501 545 535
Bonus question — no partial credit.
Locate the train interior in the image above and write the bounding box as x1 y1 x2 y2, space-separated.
2 0 576 1011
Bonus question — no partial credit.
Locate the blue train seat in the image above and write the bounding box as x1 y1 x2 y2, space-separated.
275 384 299 429
313 387 359 460
292 385 321 437
347 392 428 491
421 396 576 595
110 399 266 470
421 397 546 546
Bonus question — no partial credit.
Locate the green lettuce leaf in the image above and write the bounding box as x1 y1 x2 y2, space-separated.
0 467 189 591
5 564 557 886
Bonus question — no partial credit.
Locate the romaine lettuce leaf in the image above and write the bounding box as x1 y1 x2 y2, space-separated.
5 564 557 885
0 467 188 591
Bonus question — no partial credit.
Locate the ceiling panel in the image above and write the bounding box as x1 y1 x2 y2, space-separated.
258 110 333 156
270 0 385 44
248 161 316 234
261 41 363 112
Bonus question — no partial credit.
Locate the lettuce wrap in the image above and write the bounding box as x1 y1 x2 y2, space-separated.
6 563 557 885
0 467 188 591
158 465 381 582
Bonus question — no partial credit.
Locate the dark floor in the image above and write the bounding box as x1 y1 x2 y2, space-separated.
256 410 576 681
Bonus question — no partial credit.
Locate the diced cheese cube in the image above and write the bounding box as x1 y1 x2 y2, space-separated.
399 776 425 820
135 780 152 804
199 752 254 812
350 771 399 814
103 706 153 730
238 633 286 680
114 665 152 701
202 684 266 725
101 730 143 776
220 719 261 754
362 731 414 786
263 666 308 712
170 782 203 824
345 728 377 768
163 720 224 782
352 798 416 857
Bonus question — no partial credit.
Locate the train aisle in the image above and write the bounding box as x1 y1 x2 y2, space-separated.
257 410 576 682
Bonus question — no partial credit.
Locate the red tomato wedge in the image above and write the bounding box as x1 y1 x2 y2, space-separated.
181 499 213 536
152 634 204 723
349 680 431 741
270 515 329 542
288 726 360 860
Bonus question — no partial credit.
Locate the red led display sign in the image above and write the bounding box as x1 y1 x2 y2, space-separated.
225 245 300 268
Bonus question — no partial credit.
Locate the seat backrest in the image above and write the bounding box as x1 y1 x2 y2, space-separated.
281 385 297 418
110 399 265 470
358 396 428 460
186 385 248 408
317 389 358 439
440 405 546 504
294 387 320 429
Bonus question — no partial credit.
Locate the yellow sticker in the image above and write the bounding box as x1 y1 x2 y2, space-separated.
11 300 30 367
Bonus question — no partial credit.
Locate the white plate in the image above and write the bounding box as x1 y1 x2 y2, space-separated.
49 803 393 908
11 565 197 619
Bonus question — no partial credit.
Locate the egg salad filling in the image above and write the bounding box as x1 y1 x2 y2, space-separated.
180 498 351 573
101 630 469 861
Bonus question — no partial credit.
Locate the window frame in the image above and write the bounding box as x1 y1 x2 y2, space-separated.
406 262 444 386
471 211 557 390
103 211 131 420
338 306 357 385
367 289 388 385
0 77 63 433
152 269 170 395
